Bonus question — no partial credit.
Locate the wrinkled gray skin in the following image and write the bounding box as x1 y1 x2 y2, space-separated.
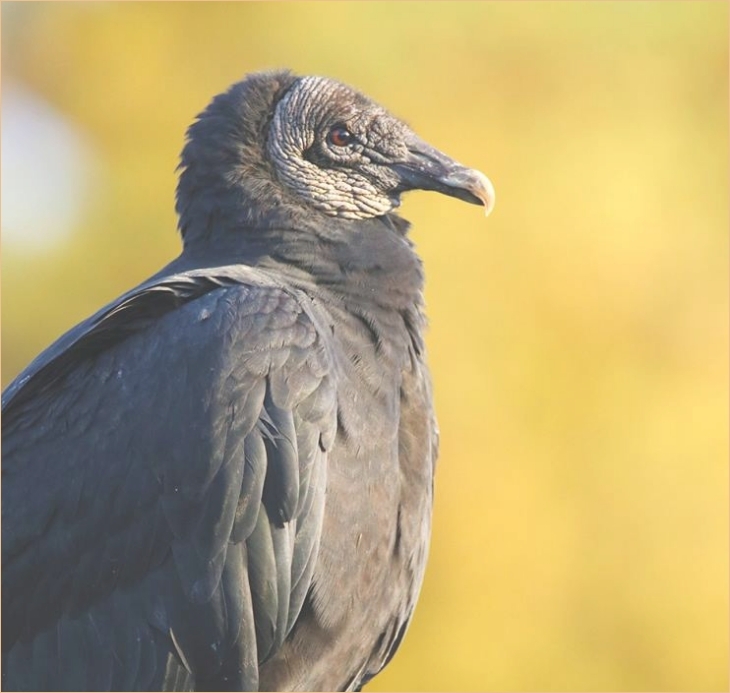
2 70 494 692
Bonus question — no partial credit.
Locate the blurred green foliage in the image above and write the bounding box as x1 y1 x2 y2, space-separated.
2 2 727 690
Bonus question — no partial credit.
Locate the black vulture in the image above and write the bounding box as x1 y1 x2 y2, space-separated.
2 70 494 691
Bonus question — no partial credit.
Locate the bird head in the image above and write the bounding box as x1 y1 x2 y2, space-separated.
267 75 495 220
176 70 494 243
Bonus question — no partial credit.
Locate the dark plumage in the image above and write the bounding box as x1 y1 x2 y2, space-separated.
2 69 494 691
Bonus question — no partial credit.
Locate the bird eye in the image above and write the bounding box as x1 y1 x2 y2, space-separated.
328 125 354 147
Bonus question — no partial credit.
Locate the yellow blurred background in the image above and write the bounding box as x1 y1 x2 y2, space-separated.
2 2 727 690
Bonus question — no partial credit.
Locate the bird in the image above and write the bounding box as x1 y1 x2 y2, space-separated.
2 69 495 691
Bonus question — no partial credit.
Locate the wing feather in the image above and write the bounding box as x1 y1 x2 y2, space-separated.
2 271 337 690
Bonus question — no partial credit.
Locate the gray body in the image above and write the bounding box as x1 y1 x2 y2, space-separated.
2 70 492 691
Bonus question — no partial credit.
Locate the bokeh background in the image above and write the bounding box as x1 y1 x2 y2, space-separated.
2 2 728 690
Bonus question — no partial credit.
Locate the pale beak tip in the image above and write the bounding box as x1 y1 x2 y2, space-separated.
473 169 496 218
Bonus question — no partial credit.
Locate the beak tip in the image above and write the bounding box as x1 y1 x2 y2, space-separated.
471 169 496 218
440 166 495 217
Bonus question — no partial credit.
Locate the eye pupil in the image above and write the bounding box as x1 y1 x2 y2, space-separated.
328 125 353 147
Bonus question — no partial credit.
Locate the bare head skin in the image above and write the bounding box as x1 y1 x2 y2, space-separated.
267 75 495 220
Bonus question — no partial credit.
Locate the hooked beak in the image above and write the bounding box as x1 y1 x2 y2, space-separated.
392 137 495 216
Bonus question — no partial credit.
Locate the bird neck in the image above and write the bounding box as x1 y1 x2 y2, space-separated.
180 214 426 321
